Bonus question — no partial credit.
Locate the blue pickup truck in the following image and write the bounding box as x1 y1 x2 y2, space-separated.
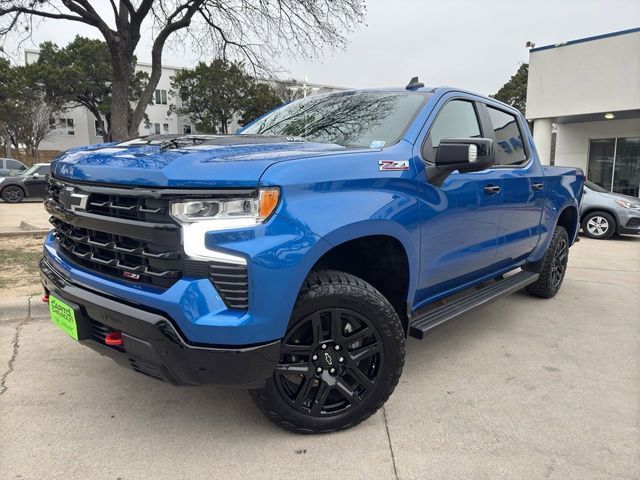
40 80 584 433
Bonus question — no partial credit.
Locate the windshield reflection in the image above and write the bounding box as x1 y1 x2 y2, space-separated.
242 91 429 149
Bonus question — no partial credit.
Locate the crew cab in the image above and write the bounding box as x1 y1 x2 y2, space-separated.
40 80 584 433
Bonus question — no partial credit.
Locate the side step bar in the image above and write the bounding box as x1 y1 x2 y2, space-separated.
409 271 539 339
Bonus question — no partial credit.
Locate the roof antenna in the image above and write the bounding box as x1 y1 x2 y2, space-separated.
406 76 424 90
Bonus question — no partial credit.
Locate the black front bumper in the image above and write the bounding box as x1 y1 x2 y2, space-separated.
39 258 279 388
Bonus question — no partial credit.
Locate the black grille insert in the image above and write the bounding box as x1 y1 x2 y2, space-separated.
209 262 249 310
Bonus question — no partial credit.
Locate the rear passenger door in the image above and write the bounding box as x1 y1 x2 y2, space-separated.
479 103 545 265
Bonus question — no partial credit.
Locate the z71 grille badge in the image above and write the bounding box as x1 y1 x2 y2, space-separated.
378 160 409 171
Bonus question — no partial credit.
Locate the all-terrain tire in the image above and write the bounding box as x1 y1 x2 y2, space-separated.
249 270 405 434
525 226 569 298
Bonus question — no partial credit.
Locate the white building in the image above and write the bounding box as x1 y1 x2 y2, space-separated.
526 27 640 198
24 49 348 153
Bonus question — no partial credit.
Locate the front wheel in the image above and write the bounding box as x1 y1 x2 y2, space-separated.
249 270 405 434
525 225 569 298
1 185 25 203
582 211 615 239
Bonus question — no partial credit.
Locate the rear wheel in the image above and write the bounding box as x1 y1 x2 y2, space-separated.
582 211 615 239
525 225 569 298
249 270 405 434
1 185 25 203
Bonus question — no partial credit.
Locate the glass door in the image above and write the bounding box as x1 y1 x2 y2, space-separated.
588 137 640 198
613 138 640 197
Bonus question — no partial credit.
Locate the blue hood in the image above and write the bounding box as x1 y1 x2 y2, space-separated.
52 139 347 188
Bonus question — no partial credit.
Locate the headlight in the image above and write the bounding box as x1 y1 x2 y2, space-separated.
615 199 640 209
170 187 280 228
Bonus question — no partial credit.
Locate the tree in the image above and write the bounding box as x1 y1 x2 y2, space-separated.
170 60 250 134
240 82 282 126
0 61 59 162
36 36 148 141
490 63 528 113
0 1 365 141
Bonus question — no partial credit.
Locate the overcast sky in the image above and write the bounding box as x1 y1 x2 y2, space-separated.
4 0 640 95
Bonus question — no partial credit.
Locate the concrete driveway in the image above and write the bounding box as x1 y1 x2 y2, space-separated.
1 236 638 479
0 200 49 232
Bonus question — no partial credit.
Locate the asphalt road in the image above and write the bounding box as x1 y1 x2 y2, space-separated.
1 236 638 479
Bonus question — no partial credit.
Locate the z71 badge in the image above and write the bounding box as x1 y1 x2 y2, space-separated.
378 160 409 171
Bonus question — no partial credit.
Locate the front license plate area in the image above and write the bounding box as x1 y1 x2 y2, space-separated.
49 295 80 340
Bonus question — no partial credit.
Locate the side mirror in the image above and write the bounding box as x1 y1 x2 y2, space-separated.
427 138 495 187
32 173 40 178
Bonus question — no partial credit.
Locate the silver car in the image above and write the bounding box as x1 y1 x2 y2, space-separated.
580 180 640 239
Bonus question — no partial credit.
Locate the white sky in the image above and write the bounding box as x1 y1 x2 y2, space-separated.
3 0 640 95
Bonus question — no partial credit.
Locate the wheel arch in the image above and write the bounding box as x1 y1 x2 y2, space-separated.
301 222 418 334
556 205 579 242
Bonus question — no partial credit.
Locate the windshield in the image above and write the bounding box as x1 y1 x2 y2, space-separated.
585 180 609 193
20 165 41 176
241 91 430 148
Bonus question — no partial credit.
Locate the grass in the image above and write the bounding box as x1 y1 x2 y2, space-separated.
0 236 44 294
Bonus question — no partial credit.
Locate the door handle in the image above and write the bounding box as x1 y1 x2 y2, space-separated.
483 185 501 195
532 183 544 192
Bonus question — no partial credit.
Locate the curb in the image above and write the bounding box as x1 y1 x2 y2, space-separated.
19 220 48 232
0 229 49 238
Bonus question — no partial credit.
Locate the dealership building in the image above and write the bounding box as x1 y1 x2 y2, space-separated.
526 27 640 198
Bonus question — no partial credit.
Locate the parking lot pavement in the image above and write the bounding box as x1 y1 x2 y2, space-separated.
0 200 49 232
1 236 638 480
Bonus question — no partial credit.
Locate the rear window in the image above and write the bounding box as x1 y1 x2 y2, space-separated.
486 106 527 165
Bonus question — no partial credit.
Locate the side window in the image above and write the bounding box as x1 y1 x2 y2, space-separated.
486 106 527 165
6 160 25 171
37 165 51 175
424 100 481 162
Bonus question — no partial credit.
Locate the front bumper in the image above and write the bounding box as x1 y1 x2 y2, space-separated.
39 257 279 387
617 210 640 235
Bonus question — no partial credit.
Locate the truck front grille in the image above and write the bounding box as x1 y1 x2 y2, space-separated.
45 179 250 309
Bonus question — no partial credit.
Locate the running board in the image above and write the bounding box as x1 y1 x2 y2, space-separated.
409 271 539 339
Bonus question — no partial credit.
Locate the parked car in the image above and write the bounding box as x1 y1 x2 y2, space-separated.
0 158 28 177
580 180 640 239
40 82 584 433
0 163 51 202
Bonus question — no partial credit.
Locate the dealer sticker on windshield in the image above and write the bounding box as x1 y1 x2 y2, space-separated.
49 295 78 340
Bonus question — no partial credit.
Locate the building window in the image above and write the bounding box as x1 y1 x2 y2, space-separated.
183 124 192 135
588 137 640 198
94 120 105 137
486 106 527 165
50 117 75 135
163 123 169 133
154 89 168 105
150 123 161 135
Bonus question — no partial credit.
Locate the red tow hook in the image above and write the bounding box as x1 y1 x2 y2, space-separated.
105 330 124 346
42 294 49 303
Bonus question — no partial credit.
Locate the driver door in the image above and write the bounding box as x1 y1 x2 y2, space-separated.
23 165 50 198
414 97 502 305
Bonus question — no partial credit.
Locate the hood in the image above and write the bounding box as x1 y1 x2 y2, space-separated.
591 189 640 204
51 135 348 188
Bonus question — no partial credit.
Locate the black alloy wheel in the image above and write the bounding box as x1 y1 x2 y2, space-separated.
550 235 568 289
1 185 25 203
275 308 382 416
